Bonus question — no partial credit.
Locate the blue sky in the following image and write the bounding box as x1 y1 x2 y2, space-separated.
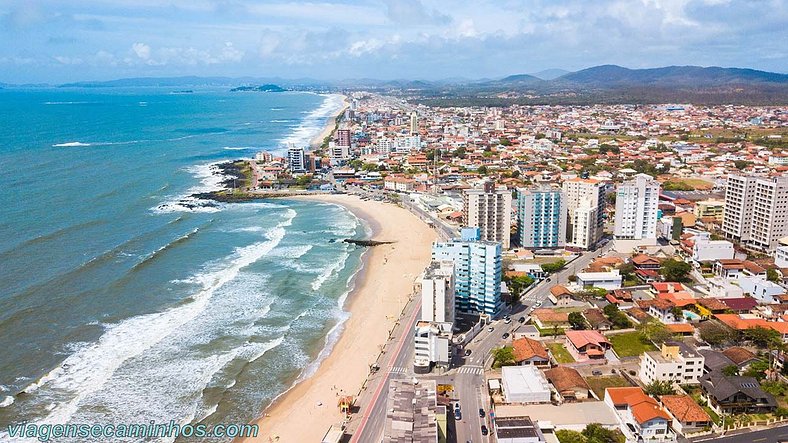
1 0 786 83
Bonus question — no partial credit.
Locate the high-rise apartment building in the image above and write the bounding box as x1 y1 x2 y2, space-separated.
516 186 567 249
432 228 502 318
409 111 418 135
287 146 306 173
336 129 351 148
723 175 788 252
613 174 659 250
562 178 606 249
420 261 455 324
462 181 512 249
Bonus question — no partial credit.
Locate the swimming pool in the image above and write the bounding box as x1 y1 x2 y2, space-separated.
683 310 701 321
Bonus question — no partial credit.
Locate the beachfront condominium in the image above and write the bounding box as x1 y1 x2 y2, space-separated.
287 146 306 173
462 181 513 249
562 178 606 249
613 173 659 252
516 186 567 249
722 174 788 253
420 260 455 324
336 129 352 148
413 321 452 374
432 228 502 318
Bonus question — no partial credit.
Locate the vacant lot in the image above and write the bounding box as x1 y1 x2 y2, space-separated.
586 375 634 399
608 331 657 357
547 343 575 363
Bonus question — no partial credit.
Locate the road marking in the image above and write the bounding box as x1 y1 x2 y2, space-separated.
351 300 422 443
390 367 407 374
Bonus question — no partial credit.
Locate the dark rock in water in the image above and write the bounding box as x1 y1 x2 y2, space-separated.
328 238 336 243
343 239 394 247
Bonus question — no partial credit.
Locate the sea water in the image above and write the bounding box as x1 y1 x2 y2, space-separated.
0 88 359 441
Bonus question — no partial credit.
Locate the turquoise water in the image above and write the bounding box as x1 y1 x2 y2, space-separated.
683 310 701 321
0 88 360 440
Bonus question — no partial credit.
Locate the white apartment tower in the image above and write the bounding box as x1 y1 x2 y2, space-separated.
723 175 788 252
287 146 306 173
409 111 418 135
420 261 455 324
562 178 606 249
463 181 513 249
614 174 659 250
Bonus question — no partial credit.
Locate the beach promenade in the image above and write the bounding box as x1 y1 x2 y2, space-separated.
242 194 436 443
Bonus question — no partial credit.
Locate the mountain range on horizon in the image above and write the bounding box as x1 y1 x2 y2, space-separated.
3 64 786 105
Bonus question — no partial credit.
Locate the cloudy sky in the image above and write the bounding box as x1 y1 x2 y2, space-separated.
1 0 785 83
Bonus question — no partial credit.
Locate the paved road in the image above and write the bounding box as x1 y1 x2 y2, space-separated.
401 194 459 241
350 296 422 443
694 424 788 443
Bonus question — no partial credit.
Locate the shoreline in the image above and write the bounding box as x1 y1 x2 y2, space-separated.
241 194 436 442
310 95 349 151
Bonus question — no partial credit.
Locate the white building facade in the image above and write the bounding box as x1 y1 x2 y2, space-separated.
420 261 456 324
413 321 452 374
562 178 606 249
463 181 513 249
639 342 705 385
614 174 660 252
723 175 788 253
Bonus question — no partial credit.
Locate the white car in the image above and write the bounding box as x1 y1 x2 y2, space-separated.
487 326 494 332
504 318 512 324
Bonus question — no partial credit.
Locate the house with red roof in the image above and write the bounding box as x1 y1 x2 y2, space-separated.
511 337 550 367
660 395 712 434
604 387 674 442
564 330 611 362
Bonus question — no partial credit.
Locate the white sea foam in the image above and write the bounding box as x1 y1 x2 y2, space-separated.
311 248 350 292
152 163 227 214
53 141 91 147
0 396 14 408
22 214 293 426
276 94 346 153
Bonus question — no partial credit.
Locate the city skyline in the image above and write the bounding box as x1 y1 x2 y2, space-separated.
1 0 786 83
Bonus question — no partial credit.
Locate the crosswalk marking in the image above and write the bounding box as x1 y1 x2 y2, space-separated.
457 366 484 375
390 367 407 374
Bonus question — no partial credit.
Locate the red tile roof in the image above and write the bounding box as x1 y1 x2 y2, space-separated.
512 337 549 362
606 387 671 424
660 395 711 424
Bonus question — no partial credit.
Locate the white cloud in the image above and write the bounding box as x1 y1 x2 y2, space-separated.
131 42 150 60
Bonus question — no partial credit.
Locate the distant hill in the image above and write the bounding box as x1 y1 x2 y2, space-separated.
59 76 253 88
230 84 286 92
558 64 788 86
529 69 570 80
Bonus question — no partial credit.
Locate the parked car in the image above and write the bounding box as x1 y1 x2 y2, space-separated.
465 349 472 356
592 370 602 376
504 318 512 324
479 408 485 418
454 409 462 421
502 333 510 339
487 326 494 332
481 425 489 436
518 316 526 323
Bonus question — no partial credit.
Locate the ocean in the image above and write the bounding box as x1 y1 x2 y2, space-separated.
0 88 361 441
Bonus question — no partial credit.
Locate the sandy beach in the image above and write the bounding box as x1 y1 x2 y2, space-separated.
241 194 436 442
310 96 349 151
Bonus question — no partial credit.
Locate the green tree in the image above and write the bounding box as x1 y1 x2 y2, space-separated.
492 346 516 368
477 165 488 175
722 365 739 376
733 160 752 170
743 360 770 381
698 321 735 346
504 274 535 305
453 146 466 159
637 319 673 344
541 259 567 273
744 326 781 349
556 430 587 443
569 312 588 330
582 423 625 443
499 137 512 146
644 380 676 396
659 259 692 283
767 268 781 283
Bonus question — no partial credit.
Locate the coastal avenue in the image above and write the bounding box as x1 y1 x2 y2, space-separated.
347 231 609 442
